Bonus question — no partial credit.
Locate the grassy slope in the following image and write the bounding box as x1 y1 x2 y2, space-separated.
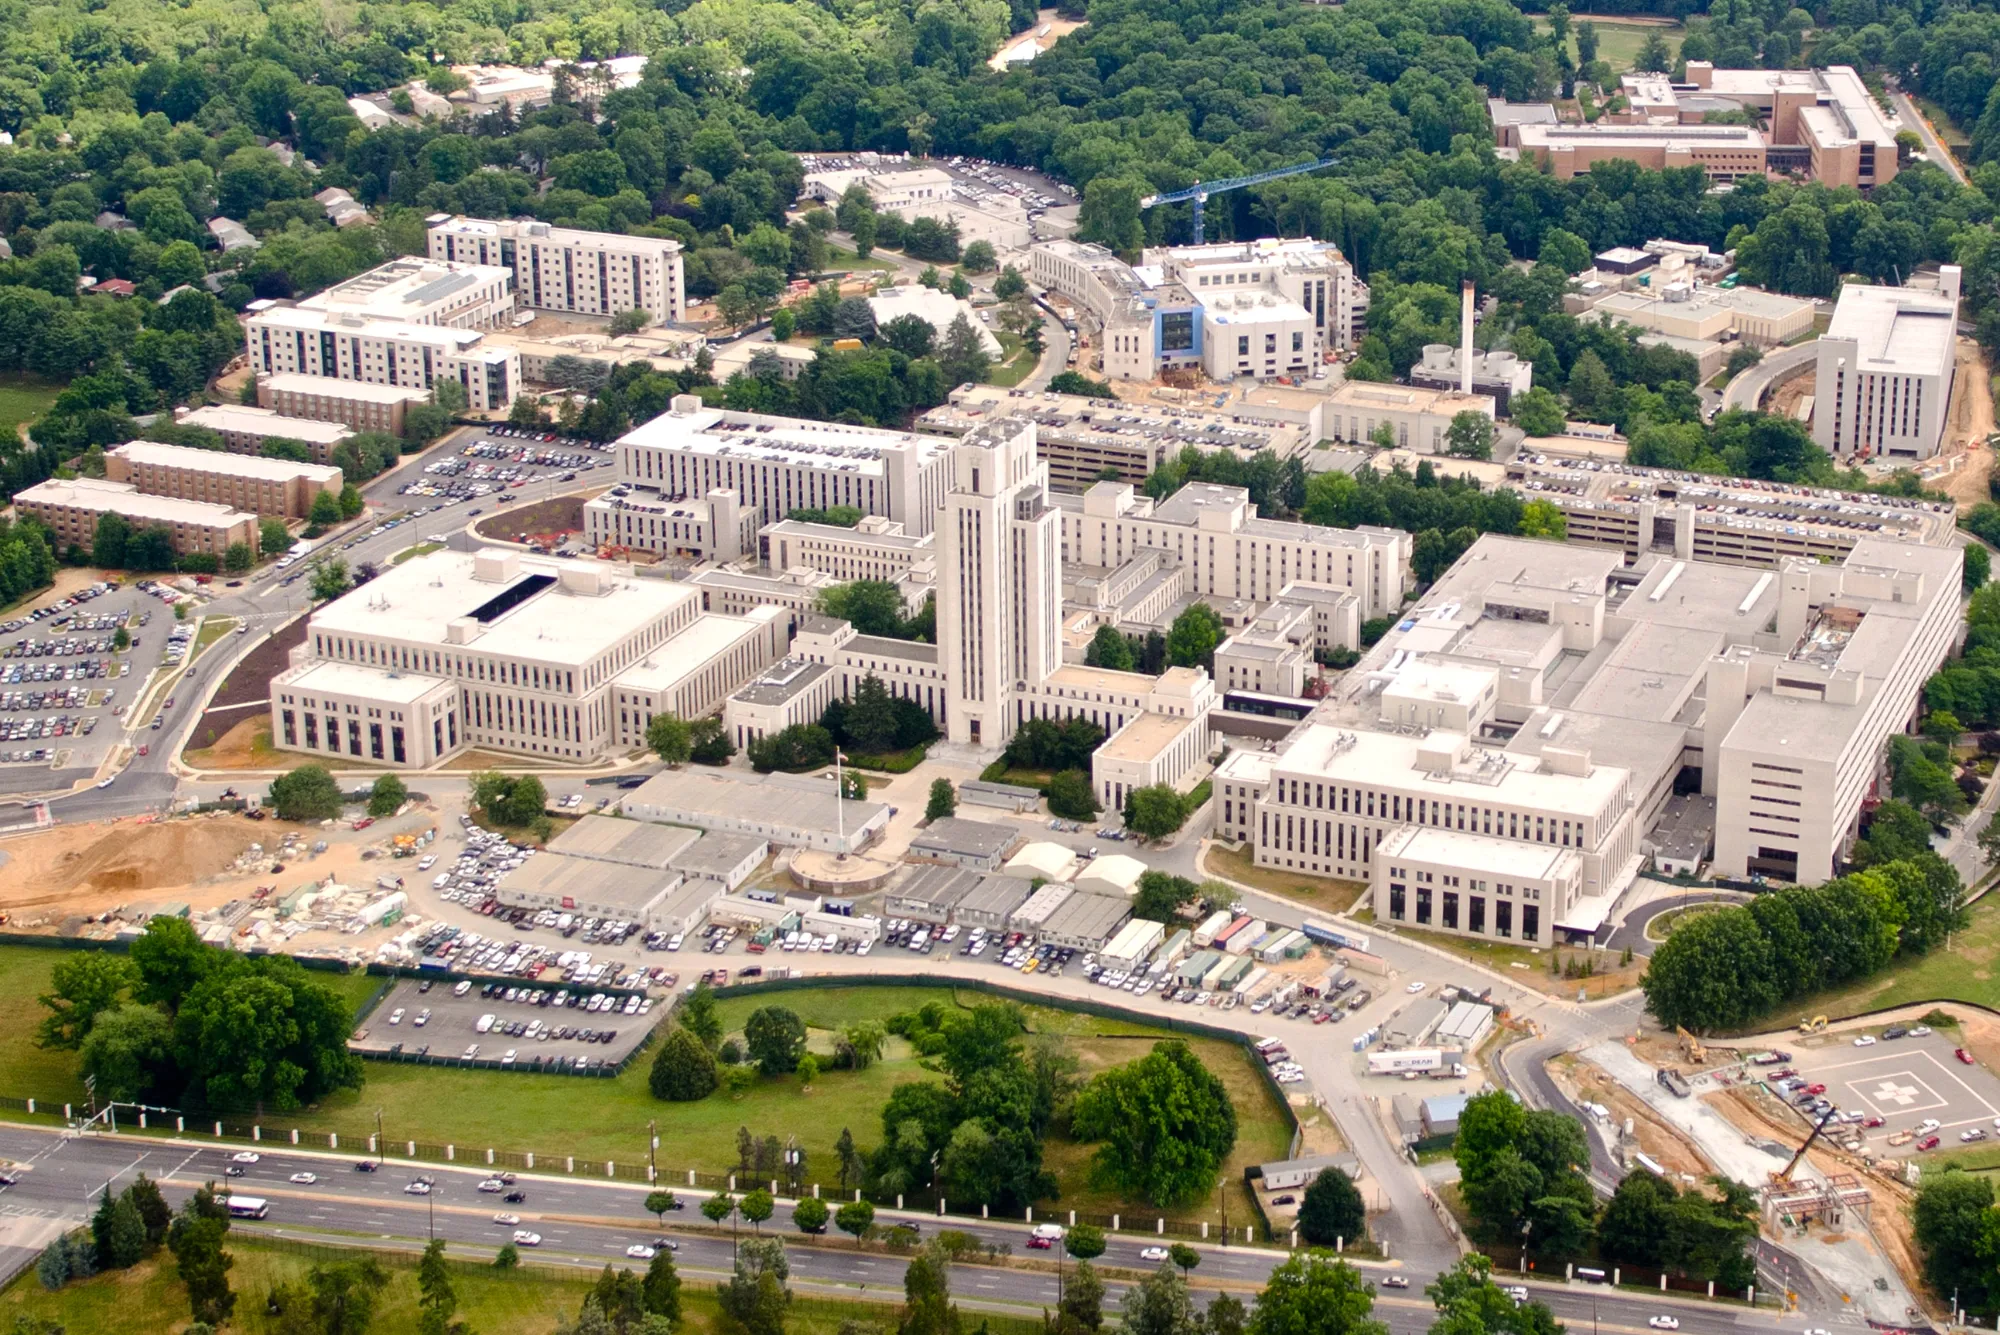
0 374 62 444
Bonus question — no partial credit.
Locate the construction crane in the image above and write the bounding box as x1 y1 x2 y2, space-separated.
1771 1106 1842 1187
1139 157 1340 246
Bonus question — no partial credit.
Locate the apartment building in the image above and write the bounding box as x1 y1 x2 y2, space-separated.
172 403 353 465
611 396 949 537
1814 270 1961 461
307 256 517 330
107 441 342 520
246 308 519 412
15 478 260 557
270 548 781 768
1055 480 1410 621
426 216 686 325
257 374 433 436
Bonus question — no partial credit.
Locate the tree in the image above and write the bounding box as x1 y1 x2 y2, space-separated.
36 951 134 1050
843 674 901 754
937 313 991 388
1968 543 1991 593
259 517 290 555
1061 1260 1106 1332
610 310 651 336
645 1191 680 1225
925 779 956 822
1064 1223 1106 1260
1634 29 1672 72
682 983 723 1052
309 557 351 601
1085 625 1134 671
1168 1243 1200 1278
268 765 344 822
1166 603 1223 672
79 1002 172 1103
1047 770 1101 821
1070 1041 1237 1207
167 1195 235 1327
309 490 343 530
93 1190 146 1269
224 543 253 573
836 1128 864 1188
651 1026 720 1101
1914 1170 1997 1315
901 1240 960 1335
743 1006 808 1075
1445 412 1495 460
836 1199 875 1245
1246 1253 1386 1335
648 714 693 766
1296 1168 1365 1246
494 1242 520 1269
1639 903 1773 1032
961 241 997 274
1133 872 1200 923
1517 500 1567 541
90 512 130 569
994 267 1028 301
338 485 365 521
702 1193 736 1229
127 1174 171 1250
1124 786 1193 840
367 774 407 819
691 716 736 766
417 1239 458 1335
741 1188 775 1231
880 314 937 359
644 1248 682 1322
717 1241 792 1335
794 1197 830 1234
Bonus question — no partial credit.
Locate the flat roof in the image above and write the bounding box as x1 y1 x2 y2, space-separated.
1277 726 1628 820
309 549 697 668
1326 381 1496 415
1098 710 1204 763
670 833 770 878
893 864 985 908
306 257 513 317
732 658 834 707
280 660 451 705
909 817 1019 859
1825 282 1958 376
1377 826 1581 881
1041 891 1130 942
496 851 681 911
546 815 700 868
261 373 434 405
618 404 945 476
114 440 343 484
622 768 890 837
178 404 352 444
15 477 255 528
611 614 769 693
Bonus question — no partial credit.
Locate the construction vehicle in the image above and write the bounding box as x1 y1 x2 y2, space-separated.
1770 1107 1841 1187
1677 1025 1707 1063
1657 1068 1692 1098
1798 1015 1828 1035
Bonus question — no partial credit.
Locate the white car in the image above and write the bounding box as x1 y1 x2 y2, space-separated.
627 1244 658 1260
1649 1319 1680 1331
1911 1025 1934 1037
478 1179 506 1193
405 1181 433 1195
231 1152 260 1164
1405 981 1426 994
389 1008 406 1025
1140 1246 1169 1262
493 1213 521 1226
1854 1035 1878 1047
289 1172 318 1185
513 1230 542 1247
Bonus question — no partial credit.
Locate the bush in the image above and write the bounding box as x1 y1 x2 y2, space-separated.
651 1027 720 1102
367 774 407 818
268 765 343 822
1047 769 1100 820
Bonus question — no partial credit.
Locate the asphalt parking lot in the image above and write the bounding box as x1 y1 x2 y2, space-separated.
1766 1027 2000 1158
397 429 615 509
353 976 656 1075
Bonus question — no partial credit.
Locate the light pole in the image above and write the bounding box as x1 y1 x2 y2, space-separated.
1520 1219 1532 1276
375 1107 385 1167
649 1119 658 1186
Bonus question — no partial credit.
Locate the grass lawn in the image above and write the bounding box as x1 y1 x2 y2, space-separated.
392 541 445 565
0 374 63 445
824 245 898 275
1534 17 1680 72
1784 891 2000 1023
0 1234 1025 1335
1380 922 1642 1000
846 744 930 774
979 764 1054 792
1643 903 1723 943
194 616 239 651
1199 843 1367 914
989 332 1039 390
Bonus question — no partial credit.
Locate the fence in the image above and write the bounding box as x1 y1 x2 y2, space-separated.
1476 1242 1775 1305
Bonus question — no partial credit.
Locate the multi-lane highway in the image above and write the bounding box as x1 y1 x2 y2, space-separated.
0 1123 1797 1335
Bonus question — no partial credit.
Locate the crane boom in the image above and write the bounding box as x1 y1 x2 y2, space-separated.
1138 157 1340 244
1773 1106 1841 1186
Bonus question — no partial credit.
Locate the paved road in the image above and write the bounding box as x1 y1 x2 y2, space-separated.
1889 88 1967 186
0 1124 1803 1334
1720 342 1819 415
1599 893 1745 957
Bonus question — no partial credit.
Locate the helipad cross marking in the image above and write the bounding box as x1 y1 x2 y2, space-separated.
1872 1080 1921 1106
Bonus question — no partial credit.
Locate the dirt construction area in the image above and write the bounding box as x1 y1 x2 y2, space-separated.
1934 338 1994 507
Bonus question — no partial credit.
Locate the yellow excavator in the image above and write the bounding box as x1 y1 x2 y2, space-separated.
1677 1025 1707 1064
1797 1015 1828 1036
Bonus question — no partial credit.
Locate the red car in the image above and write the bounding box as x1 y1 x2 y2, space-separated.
1805 1083 1827 1096
1864 1116 1885 1128
1958 1048 1977 1065
1027 1237 1053 1250
1919 1136 1942 1151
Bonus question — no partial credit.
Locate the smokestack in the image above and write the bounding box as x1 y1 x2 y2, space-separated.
1460 281 1475 396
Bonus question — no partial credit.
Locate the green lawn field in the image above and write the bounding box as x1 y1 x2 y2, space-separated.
0 965 1293 1228
1534 18 1681 73
0 374 63 445
1785 891 2000 1020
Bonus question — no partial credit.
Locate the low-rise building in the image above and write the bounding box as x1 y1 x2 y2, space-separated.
584 486 758 561
1406 345 1534 415
888 864 987 924
106 441 342 520
257 373 433 437
546 815 701 870
493 853 683 927
1322 381 1497 450
1039 891 1130 950
427 215 686 326
15 478 260 558
669 833 769 891
1091 677 1213 813
723 657 840 751
1586 283 1816 346
763 515 933 584
907 817 1020 872
621 769 890 855
172 403 354 464
1075 852 1146 898
609 607 785 750
1005 842 1079 883
268 660 462 767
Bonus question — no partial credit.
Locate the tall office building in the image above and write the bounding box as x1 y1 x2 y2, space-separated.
936 417 1061 747
426 216 685 325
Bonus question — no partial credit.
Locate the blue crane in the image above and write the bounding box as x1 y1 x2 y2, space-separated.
1138 157 1340 245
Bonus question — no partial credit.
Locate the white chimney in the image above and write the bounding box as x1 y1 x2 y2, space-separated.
1459 281 1475 396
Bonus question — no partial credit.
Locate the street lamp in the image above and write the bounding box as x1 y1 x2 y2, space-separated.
1520 1219 1532 1276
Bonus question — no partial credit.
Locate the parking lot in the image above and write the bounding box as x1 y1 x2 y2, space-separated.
353 975 657 1074
396 428 615 507
1761 1025 2000 1158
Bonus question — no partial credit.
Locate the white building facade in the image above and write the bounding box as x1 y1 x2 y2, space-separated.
426 216 686 326
1813 270 1961 461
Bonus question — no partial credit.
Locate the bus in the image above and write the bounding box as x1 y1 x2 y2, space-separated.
225 1196 269 1220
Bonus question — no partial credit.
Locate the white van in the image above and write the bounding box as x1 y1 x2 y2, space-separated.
1031 1223 1065 1241
475 1013 497 1033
